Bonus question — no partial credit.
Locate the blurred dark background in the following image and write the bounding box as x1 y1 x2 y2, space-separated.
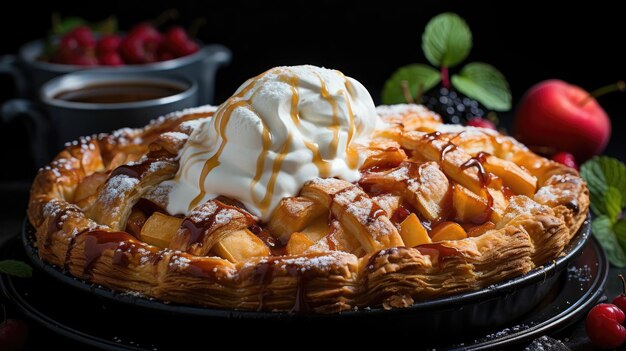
1 0 624 211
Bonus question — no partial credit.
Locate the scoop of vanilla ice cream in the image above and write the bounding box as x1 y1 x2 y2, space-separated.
167 65 380 220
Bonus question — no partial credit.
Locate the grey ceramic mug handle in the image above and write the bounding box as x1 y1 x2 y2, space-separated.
0 55 28 97
2 99 51 167
200 44 232 104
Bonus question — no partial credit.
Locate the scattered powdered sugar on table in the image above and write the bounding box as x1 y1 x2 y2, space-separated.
524 336 569 351
567 265 592 283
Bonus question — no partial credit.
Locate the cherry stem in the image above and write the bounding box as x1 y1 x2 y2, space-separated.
1 304 5 324
151 9 179 28
188 18 207 38
401 80 415 104
620 274 626 295
441 66 451 89
579 80 625 107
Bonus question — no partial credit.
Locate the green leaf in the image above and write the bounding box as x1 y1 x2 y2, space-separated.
451 63 511 111
593 216 626 267
52 16 87 35
604 187 622 222
581 156 626 209
614 219 626 251
381 64 441 104
0 260 32 278
422 13 472 68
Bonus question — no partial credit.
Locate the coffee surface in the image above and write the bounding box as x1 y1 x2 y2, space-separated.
55 83 183 103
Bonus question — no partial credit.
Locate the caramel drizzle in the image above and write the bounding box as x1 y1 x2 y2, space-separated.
189 67 361 214
317 74 341 159
342 88 359 169
189 100 248 210
258 135 292 215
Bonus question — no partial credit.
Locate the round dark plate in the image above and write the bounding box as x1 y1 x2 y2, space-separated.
2 229 607 350
19 217 591 321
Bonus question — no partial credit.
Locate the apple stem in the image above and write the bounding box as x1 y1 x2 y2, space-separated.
620 274 626 296
579 81 626 106
441 66 451 89
401 80 415 104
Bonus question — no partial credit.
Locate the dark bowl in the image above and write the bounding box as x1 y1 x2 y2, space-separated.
21 215 591 341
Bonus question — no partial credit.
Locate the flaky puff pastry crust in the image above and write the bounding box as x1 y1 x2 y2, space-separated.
28 104 589 313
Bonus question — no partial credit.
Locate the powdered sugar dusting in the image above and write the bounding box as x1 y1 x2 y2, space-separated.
188 201 219 222
160 132 189 142
178 118 208 134
100 175 139 205
376 104 436 119
143 182 173 208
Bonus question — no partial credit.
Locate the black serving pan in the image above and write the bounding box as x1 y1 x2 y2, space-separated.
18 216 592 343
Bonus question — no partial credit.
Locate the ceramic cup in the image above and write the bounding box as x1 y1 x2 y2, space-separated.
1 72 198 166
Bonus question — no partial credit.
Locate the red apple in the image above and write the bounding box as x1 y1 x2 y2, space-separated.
514 80 611 161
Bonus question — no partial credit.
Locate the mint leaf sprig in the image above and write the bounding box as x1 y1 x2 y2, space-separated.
581 156 626 266
382 13 511 111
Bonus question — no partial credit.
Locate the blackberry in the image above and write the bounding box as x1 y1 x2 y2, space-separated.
420 86 487 124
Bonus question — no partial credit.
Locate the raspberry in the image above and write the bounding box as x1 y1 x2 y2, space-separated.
96 35 121 55
421 86 487 124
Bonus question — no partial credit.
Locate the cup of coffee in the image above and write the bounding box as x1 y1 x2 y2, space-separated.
1 71 198 166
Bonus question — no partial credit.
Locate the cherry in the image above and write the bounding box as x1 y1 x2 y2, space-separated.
551 152 578 170
157 50 175 62
119 23 163 64
67 52 98 66
54 27 98 66
98 52 123 66
466 117 496 130
612 274 626 313
162 26 199 57
96 35 121 56
70 26 96 49
586 303 626 349
0 319 28 351
54 35 79 63
128 22 161 42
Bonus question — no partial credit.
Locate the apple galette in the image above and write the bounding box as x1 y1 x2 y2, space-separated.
28 65 589 313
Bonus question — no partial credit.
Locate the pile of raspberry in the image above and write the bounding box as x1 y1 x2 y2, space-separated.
51 23 199 66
